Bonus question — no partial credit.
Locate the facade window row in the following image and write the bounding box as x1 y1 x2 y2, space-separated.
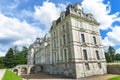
81 33 97 44
53 24 67 38
53 34 67 48
83 49 100 60
52 48 68 64
85 63 102 71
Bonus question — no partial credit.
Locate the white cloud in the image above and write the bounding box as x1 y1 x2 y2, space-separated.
16 9 33 20
0 51 6 57
102 26 120 47
116 48 120 54
0 13 45 56
33 1 66 31
81 0 120 30
102 37 115 47
0 1 67 56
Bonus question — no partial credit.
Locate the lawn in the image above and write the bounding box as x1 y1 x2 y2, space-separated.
108 76 120 80
2 69 22 80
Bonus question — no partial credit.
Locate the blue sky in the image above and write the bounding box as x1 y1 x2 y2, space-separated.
0 0 120 56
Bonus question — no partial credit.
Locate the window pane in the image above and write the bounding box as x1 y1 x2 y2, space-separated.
64 49 67 62
81 34 85 42
98 63 101 68
83 49 88 60
93 36 97 44
85 63 90 70
96 51 100 60
63 35 66 44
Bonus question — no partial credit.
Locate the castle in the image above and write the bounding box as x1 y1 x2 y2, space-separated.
27 3 106 78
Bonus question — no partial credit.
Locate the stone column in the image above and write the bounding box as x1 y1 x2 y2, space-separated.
27 66 31 74
18 67 21 76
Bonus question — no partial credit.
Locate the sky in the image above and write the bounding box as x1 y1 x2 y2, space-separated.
0 0 120 56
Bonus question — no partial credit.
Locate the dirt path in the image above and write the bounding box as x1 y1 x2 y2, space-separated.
87 74 119 80
0 69 6 80
22 72 119 80
22 72 71 80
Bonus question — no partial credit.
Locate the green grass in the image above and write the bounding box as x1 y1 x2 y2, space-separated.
108 76 120 80
2 69 22 80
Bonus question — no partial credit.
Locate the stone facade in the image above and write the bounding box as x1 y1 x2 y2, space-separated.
27 3 106 79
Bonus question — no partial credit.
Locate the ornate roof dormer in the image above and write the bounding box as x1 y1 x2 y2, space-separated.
74 2 82 11
50 2 99 31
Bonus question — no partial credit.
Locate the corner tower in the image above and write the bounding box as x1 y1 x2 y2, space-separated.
50 3 106 78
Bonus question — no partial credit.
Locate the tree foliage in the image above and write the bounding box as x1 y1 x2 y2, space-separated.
0 46 28 68
108 46 115 62
105 46 120 63
115 53 120 61
14 47 28 65
105 52 112 63
4 48 15 68
0 57 6 68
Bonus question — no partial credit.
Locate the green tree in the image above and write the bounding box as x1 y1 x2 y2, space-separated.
3 46 28 68
4 48 15 68
115 53 120 61
0 57 6 68
14 46 28 65
105 52 112 63
108 46 115 62
13 46 19 54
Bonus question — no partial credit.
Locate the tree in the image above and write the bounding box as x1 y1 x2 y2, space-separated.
105 52 112 63
108 46 115 62
14 46 28 65
4 48 15 68
13 46 19 54
0 57 6 69
3 46 28 68
115 53 120 61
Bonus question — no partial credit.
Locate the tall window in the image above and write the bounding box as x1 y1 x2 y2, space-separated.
60 38 62 46
54 40 56 48
64 49 67 62
96 50 100 60
33 54 35 64
83 49 88 60
93 36 97 44
62 25 65 31
85 63 90 70
63 35 66 44
54 52 57 63
81 34 85 42
61 49 63 62
54 32 55 37
98 63 101 69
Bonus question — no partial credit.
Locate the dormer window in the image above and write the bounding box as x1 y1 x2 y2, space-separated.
61 15 65 20
52 21 56 27
60 12 65 20
74 3 82 11
78 12 82 17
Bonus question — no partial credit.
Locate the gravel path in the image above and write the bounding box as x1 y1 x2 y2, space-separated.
22 72 119 80
22 72 72 80
87 74 119 80
0 69 6 80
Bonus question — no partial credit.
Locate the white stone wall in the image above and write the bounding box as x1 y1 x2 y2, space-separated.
27 47 35 65
27 3 106 79
70 16 106 78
